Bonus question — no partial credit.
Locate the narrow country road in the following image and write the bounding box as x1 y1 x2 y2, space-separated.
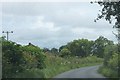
54 65 105 78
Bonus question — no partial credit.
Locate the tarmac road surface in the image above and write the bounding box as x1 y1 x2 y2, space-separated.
54 65 105 78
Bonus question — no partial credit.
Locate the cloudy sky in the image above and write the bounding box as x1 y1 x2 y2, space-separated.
1 1 117 49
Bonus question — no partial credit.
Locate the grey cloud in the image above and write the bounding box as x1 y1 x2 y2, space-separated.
2 2 116 49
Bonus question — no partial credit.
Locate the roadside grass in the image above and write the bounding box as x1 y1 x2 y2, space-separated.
98 66 118 78
14 53 103 78
41 53 103 78
98 53 119 78
15 68 45 78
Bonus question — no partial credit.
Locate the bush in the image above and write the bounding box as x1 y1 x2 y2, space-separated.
22 45 46 69
98 53 119 77
2 41 25 78
43 53 103 78
60 48 71 57
108 53 118 71
2 40 46 78
103 44 117 66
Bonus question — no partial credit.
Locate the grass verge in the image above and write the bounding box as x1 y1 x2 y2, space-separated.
98 66 118 78
15 54 103 78
41 53 103 78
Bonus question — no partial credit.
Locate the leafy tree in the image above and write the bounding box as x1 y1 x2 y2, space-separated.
92 36 114 58
51 48 58 54
59 39 94 57
104 44 117 66
92 1 120 77
93 1 120 51
69 39 94 57
108 53 118 71
59 45 66 52
94 1 120 28
59 37 114 58
43 48 50 53
60 48 71 57
22 44 46 69
2 41 25 78
2 40 46 78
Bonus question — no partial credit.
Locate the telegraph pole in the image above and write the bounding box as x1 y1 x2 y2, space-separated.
2 31 13 41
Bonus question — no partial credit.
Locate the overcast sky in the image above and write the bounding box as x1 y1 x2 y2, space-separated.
1 2 117 49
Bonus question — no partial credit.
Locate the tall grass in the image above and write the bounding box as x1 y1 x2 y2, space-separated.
98 53 118 78
14 53 103 78
98 66 118 78
41 53 103 78
15 68 45 78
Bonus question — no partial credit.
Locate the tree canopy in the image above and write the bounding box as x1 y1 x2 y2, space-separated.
93 1 120 45
2 39 46 78
92 1 119 77
59 36 114 58
94 1 120 28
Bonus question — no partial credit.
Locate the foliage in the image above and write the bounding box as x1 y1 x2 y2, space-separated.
2 40 46 78
42 53 103 78
59 39 94 57
15 68 45 78
108 53 118 71
59 37 113 58
92 1 120 77
94 1 120 29
43 48 50 53
1 36 116 78
93 1 120 58
50 48 58 54
22 45 46 69
92 36 114 58
97 42 118 77
60 48 71 57
2 41 25 78
59 45 66 52
0 37 2 61
98 53 118 78
103 44 118 66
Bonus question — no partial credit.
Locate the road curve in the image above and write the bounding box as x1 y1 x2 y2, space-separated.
54 65 105 78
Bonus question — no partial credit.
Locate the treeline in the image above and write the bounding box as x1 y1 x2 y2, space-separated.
44 36 116 58
43 36 119 77
1 36 118 78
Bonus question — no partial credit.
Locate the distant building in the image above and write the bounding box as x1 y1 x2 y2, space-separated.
28 42 35 47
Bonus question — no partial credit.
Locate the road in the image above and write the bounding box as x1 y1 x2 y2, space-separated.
54 65 105 78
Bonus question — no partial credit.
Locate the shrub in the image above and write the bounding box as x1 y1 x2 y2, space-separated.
22 45 46 69
2 41 25 78
98 53 119 77
108 53 118 71
60 48 71 57
2 40 46 78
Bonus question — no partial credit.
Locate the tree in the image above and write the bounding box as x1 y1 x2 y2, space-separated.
92 36 114 58
93 1 120 52
51 48 58 54
59 39 94 57
43 48 50 53
92 1 120 77
94 1 120 28
60 48 71 57
104 44 117 66
2 41 25 78
59 45 66 52
22 44 46 69
2 40 46 78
